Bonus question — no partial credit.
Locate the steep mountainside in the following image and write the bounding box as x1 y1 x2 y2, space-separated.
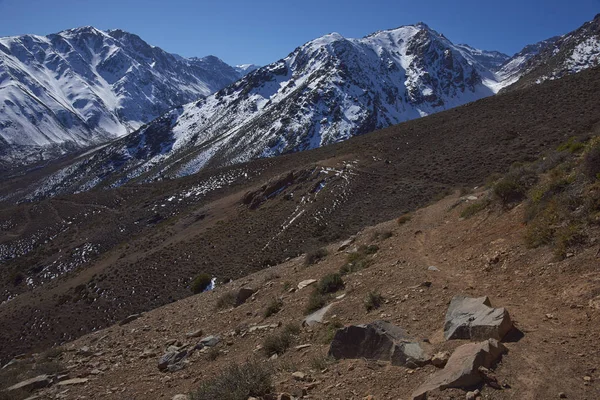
0 27 241 166
504 14 600 90
16 23 511 199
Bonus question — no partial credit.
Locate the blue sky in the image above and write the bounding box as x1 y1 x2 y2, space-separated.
0 0 598 66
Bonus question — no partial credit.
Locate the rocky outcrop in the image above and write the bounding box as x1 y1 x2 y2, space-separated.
444 296 512 341
5 374 53 392
328 320 431 368
411 339 507 400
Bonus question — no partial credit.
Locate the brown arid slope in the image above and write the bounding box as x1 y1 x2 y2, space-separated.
1 67 600 365
4 186 599 400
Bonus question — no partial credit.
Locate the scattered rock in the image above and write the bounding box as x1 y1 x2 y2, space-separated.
328 320 431 368
292 371 307 381
411 339 507 400
172 395 189 400
559 392 567 398
277 393 292 400
444 296 513 341
57 378 89 386
295 344 312 351
158 349 188 372
235 288 255 306
338 237 355 252
186 329 203 338
199 336 220 347
77 346 93 356
298 279 317 290
465 389 480 400
431 351 450 368
428 266 440 272
119 313 142 326
6 375 52 392
303 303 335 327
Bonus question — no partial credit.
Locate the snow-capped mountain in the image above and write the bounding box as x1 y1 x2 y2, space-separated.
235 64 261 76
455 44 509 71
21 22 513 198
0 26 241 166
501 14 600 90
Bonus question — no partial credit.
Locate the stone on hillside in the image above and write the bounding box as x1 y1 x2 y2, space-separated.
119 313 142 326
297 279 317 290
57 378 88 386
432 351 450 368
411 339 507 400
292 371 307 381
277 394 292 400
186 329 203 338
303 303 334 327
235 288 255 306
328 320 431 368
338 237 355 252
6 374 52 392
199 336 220 347
172 395 189 400
444 296 512 341
158 349 188 372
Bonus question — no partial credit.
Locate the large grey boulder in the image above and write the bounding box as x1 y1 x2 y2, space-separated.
5 374 52 392
411 339 507 400
328 320 431 368
444 296 512 341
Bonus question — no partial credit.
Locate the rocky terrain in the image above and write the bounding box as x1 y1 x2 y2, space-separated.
2 180 598 399
0 27 242 168
0 66 599 372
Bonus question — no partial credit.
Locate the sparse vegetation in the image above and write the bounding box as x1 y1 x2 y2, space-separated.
310 355 334 371
304 247 328 266
316 273 344 294
305 290 328 315
283 322 301 336
582 142 600 180
364 291 384 312
397 213 412 225
320 319 344 344
263 330 292 356
264 298 283 318
190 273 212 294
371 230 393 241
460 198 491 219
206 346 220 361
557 137 586 153
191 361 272 400
215 291 237 310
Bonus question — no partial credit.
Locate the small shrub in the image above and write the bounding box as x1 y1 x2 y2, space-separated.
339 258 370 275
557 137 586 153
191 361 272 400
371 230 393 241
320 320 344 344
553 224 587 259
364 244 379 255
304 248 328 266
264 298 283 318
282 281 292 291
263 331 292 356
582 144 600 181
305 290 328 315
215 291 237 310
206 346 220 361
263 272 280 282
310 355 334 371
460 198 491 219
364 291 384 312
281 323 300 336
191 273 212 294
317 273 344 294
397 214 412 225
493 177 526 206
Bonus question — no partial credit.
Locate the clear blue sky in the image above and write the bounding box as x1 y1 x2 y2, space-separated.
0 0 598 66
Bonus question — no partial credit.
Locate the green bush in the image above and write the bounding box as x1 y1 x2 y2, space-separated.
557 137 586 153
191 273 212 294
215 291 237 310
397 214 412 225
493 177 526 206
460 198 491 218
305 290 328 315
304 248 328 266
364 291 384 312
317 273 344 294
583 144 600 181
191 361 272 400
263 331 292 356
264 298 283 318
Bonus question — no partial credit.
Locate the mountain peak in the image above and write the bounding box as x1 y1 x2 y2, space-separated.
58 26 106 37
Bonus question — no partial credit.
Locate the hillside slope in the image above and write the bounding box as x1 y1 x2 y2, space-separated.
0 67 599 364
